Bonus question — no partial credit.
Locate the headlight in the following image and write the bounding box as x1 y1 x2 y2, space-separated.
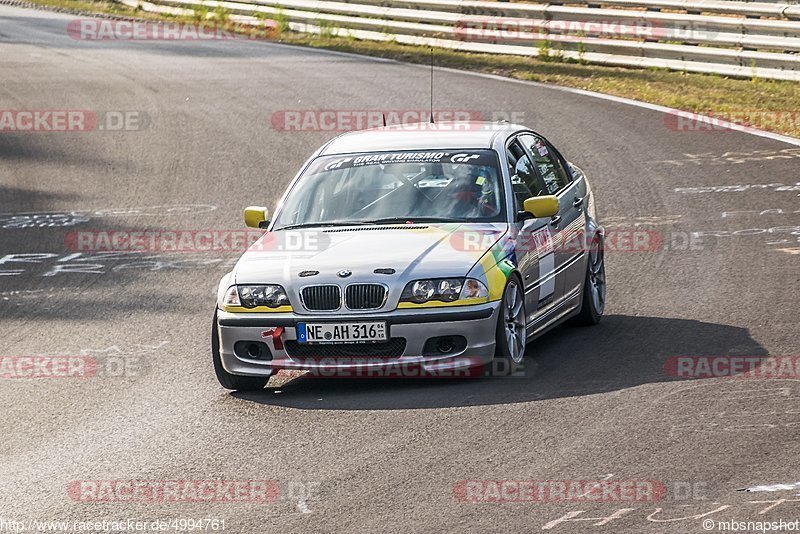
400 278 467 304
237 285 290 308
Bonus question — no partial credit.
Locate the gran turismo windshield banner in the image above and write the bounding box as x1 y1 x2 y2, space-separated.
318 150 499 172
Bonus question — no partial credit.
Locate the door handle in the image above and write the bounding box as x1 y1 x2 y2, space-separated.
573 197 584 208
549 215 561 226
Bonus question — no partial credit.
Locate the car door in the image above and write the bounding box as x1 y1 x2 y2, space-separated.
518 133 586 302
505 138 558 324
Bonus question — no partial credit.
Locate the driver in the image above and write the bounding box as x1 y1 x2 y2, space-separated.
442 165 497 218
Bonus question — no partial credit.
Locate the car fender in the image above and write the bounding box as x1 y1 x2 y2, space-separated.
466 233 519 302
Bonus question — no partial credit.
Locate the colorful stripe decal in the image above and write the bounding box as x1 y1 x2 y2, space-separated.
397 297 488 309
472 234 516 301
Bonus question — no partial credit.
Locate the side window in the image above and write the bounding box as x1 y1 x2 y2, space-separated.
506 140 546 212
519 134 570 195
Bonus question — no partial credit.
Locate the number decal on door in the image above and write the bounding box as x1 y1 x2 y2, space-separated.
531 227 555 303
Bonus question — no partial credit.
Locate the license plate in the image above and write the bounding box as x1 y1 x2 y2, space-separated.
297 322 388 344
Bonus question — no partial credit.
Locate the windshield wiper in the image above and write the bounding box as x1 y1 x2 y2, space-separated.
276 217 468 230
274 221 376 231
367 217 468 224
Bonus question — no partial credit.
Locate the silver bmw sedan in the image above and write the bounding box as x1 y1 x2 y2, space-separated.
212 121 605 390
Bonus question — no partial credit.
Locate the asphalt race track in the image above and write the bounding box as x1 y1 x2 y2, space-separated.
1 4 799 532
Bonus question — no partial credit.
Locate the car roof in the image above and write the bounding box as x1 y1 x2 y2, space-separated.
318 121 524 155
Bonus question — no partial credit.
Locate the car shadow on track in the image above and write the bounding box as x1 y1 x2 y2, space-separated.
232 314 768 410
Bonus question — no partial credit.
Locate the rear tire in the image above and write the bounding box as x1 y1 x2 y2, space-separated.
212 310 270 391
573 233 606 326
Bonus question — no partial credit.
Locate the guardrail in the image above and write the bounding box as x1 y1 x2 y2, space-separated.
117 0 800 80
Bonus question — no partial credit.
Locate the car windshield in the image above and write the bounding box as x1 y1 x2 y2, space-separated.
273 150 505 229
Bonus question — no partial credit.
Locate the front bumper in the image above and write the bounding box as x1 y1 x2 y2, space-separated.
216 302 502 377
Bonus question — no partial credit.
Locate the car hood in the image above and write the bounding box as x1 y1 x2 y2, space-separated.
233 223 508 286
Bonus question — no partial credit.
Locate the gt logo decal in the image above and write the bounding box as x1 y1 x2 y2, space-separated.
450 153 480 163
323 158 351 171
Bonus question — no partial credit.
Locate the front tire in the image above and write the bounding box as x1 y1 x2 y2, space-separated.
573 234 606 326
212 310 270 391
492 276 527 376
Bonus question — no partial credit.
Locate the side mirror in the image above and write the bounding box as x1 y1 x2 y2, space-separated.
244 206 270 229
523 196 559 218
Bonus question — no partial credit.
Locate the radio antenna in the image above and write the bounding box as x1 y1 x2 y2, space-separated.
429 47 435 124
